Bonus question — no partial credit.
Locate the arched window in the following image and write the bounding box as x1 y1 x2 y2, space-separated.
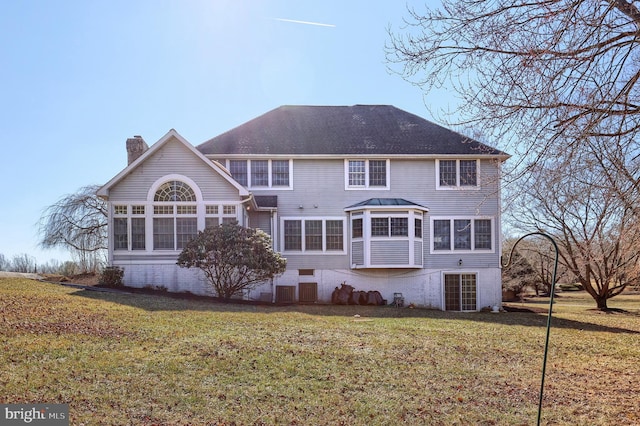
153 180 198 250
154 180 197 202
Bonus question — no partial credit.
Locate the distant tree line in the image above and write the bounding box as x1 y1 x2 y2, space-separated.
0 252 85 276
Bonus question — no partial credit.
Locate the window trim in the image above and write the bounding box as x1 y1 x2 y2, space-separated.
435 159 480 190
226 159 293 190
442 272 478 311
113 205 146 251
280 217 347 254
344 159 390 190
430 216 495 254
348 208 425 269
111 175 247 255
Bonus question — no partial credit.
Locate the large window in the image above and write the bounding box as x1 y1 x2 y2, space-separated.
437 159 479 189
205 204 238 228
228 159 291 188
345 159 389 189
432 218 493 252
153 181 198 250
113 218 128 250
113 205 146 251
282 218 345 252
444 274 477 311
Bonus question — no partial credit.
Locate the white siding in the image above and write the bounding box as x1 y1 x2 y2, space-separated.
109 138 240 201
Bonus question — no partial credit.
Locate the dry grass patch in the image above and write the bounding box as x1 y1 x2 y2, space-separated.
1 278 639 425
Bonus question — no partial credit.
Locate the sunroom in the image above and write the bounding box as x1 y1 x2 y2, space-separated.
345 198 429 269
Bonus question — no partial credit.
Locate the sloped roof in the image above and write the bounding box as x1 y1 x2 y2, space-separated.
254 195 278 208
97 129 249 199
347 198 426 208
197 105 508 157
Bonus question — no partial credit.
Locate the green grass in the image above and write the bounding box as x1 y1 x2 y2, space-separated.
1 278 639 425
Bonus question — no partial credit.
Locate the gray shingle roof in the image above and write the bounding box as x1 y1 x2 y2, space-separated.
197 105 508 157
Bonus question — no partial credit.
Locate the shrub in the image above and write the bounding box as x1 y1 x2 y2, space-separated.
99 266 124 287
557 283 583 291
177 222 286 301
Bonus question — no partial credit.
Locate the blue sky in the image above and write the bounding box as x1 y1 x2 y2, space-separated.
0 0 448 264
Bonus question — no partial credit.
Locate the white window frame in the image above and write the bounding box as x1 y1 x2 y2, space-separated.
280 217 347 254
348 209 425 269
442 272 478 311
436 159 480 190
430 216 495 254
344 159 390 190
112 204 147 251
226 159 293 190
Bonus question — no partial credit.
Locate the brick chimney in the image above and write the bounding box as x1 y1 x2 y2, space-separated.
126 135 148 165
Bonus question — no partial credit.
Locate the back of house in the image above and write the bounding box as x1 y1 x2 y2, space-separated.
97 105 509 311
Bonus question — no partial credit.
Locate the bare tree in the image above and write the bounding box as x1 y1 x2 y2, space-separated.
387 0 640 205
10 253 37 273
504 238 570 296
501 247 536 297
0 253 8 271
38 185 107 273
511 153 640 310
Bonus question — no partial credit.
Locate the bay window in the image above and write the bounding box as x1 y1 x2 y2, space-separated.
346 202 427 268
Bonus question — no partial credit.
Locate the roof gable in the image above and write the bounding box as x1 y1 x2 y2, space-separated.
197 105 508 157
97 129 249 199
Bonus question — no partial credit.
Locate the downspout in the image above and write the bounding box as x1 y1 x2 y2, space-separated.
270 208 278 304
240 194 255 227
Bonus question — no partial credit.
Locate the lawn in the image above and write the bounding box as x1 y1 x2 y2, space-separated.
1 278 639 425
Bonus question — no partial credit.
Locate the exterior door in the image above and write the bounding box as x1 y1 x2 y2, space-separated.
444 273 477 311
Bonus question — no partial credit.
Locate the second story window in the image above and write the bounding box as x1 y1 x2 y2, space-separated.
227 159 291 189
437 159 479 189
229 161 248 185
345 159 389 190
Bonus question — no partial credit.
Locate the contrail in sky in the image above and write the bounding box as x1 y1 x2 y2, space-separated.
273 18 336 28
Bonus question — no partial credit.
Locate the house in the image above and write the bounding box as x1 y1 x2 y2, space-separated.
97 105 509 311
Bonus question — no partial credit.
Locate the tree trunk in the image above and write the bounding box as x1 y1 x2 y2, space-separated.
595 296 608 311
